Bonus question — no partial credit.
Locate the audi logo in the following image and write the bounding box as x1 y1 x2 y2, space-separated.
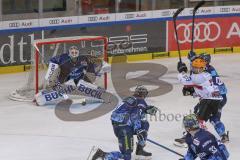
49 19 60 25
161 11 171 16
177 22 221 43
125 14 134 19
220 8 230 13
9 22 20 28
88 16 98 22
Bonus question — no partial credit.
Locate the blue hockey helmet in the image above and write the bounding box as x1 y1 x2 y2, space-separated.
134 85 148 98
188 51 197 61
199 53 211 64
183 114 199 130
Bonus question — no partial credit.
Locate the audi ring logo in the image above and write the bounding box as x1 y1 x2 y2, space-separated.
49 19 60 25
9 22 20 28
177 22 221 43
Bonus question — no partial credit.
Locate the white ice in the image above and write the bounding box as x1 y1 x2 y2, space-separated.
0 54 239 160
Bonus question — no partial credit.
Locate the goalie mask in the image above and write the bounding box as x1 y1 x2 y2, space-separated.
68 46 80 59
134 85 148 98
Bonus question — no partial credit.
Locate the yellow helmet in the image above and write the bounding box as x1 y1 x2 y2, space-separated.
192 58 207 68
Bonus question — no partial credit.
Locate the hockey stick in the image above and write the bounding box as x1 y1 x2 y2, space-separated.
191 0 206 52
173 7 185 62
147 138 184 158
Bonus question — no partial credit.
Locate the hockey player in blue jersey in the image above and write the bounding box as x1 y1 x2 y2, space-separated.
196 53 228 142
91 86 158 160
179 114 229 160
35 46 111 105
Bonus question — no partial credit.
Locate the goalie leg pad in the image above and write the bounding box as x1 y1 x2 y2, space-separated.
35 90 68 106
75 80 113 103
76 79 104 99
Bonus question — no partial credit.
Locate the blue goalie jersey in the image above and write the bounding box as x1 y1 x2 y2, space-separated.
50 53 96 84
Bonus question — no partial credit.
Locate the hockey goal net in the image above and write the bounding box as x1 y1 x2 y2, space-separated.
9 36 108 102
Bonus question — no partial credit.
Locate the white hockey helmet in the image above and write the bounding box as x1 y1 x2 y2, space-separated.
68 46 80 59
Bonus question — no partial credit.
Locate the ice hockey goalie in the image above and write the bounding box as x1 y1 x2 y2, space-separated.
35 46 111 106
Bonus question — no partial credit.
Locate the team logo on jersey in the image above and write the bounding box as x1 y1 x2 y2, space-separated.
69 68 83 79
193 138 200 146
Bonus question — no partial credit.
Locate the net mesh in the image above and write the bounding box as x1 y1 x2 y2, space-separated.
9 36 107 102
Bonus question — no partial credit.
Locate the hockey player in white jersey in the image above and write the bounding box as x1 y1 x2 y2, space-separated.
35 46 111 106
176 57 225 144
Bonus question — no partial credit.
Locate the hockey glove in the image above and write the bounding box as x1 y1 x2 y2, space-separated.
177 61 188 73
136 129 147 146
182 86 195 96
145 106 158 115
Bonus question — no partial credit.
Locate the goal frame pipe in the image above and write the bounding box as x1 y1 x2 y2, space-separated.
34 36 108 94
103 37 108 90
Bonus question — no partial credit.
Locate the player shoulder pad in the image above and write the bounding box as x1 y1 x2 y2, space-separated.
123 96 137 107
50 53 69 65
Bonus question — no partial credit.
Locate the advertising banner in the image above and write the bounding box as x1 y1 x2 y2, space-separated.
39 16 78 27
167 16 240 51
1 19 39 30
0 21 166 66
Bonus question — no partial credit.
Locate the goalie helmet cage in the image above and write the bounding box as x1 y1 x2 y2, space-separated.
9 36 108 102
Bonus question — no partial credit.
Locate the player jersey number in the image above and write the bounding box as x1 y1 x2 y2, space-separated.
183 75 191 81
215 77 223 85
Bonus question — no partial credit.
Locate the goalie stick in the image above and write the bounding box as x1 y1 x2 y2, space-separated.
173 7 185 62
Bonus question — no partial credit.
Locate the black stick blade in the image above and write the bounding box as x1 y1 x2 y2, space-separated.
193 0 206 13
173 7 185 20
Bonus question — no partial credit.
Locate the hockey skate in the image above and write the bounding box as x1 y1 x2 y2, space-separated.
87 146 106 160
221 131 229 143
134 144 152 160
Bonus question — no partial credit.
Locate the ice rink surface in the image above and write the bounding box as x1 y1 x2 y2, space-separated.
0 54 239 160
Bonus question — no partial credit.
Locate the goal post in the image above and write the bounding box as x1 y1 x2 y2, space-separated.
9 36 108 102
